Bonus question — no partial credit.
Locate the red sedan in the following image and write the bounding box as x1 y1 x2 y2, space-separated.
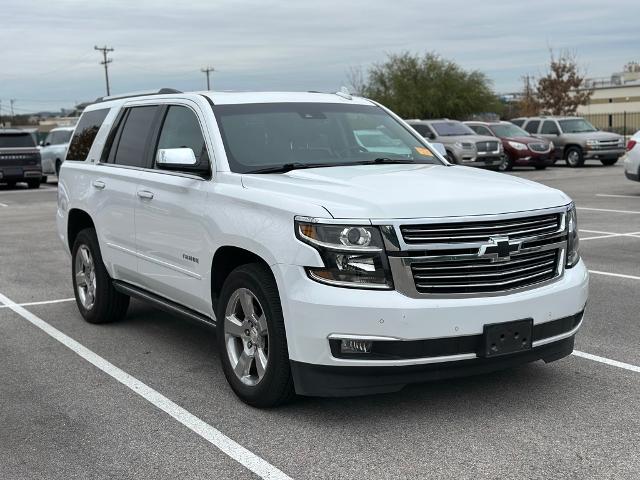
465 121 555 171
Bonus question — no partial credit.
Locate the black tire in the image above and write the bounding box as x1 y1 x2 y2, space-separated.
216 263 295 408
600 158 618 166
71 228 129 324
498 155 513 171
565 146 584 168
55 160 62 177
41 176 48 183
27 179 41 189
534 165 547 170
445 151 457 164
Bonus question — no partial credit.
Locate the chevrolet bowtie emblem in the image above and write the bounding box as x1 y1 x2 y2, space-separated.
478 236 521 262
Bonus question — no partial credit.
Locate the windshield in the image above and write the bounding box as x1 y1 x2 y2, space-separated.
558 119 597 133
491 124 530 138
213 103 442 173
431 122 475 136
0 133 36 148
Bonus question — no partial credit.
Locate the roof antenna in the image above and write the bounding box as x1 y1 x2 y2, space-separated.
335 86 352 100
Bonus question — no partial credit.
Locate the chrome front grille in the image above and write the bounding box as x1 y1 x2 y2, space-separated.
400 213 561 244
591 139 622 150
529 143 550 153
387 208 567 298
476 141 499 152
411 249 559 294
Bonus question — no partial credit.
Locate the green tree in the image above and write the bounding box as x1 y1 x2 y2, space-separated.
354 52 500 119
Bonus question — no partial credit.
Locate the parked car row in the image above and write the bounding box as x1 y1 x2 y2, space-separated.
406 116 627 171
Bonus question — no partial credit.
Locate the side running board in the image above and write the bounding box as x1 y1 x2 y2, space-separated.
113 280 216 327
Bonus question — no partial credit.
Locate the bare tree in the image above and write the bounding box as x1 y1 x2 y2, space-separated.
536 50 592 116
516 75 540 117
346 66 367 96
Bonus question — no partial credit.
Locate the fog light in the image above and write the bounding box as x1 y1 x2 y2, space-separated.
340 339 373 354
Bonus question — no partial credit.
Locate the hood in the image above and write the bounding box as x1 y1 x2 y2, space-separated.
565 130 622 141
241 164 570 219
438 134 496 145
504 136 549 145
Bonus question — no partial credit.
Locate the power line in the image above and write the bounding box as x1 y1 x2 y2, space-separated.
201 66 215 90
94 45 114 96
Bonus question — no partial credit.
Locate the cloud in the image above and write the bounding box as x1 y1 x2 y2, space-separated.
0 0 637 112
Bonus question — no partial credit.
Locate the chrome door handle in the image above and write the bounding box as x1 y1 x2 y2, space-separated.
137 190 154 200
92 180 106 190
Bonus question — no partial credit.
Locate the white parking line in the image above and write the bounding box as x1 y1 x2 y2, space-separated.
573 350 640 374
578 207 640 215
596 194 640 200
0 291 292 480
588 270 640 281
0 187 57 195
580 229 640 241
0 297 75 309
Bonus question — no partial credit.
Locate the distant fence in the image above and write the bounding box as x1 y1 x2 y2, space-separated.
582 111 640 140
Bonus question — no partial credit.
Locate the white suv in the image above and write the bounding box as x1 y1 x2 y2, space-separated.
57 89 589 407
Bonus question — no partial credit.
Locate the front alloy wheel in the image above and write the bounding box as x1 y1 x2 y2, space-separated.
224 288 269 386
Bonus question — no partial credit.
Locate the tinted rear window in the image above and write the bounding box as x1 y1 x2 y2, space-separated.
524 120 540 134
0 133 36 148
112 106 159 168
66 108 109 161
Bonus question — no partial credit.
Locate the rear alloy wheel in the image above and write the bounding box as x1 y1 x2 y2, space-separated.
565 147 584 168
72 228 130 324
600 158 618 166
217 263 295 408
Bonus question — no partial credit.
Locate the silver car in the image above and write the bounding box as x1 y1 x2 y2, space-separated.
624 131 640 182
40 126 75 180
406 119 504 168
512 116 625 168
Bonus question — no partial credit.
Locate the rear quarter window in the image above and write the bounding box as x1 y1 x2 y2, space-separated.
66 108 110 161
0 133 36 148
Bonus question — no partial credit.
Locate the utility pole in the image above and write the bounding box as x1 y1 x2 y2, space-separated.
10 99 15 118
201 66 215 90
94 45 114 96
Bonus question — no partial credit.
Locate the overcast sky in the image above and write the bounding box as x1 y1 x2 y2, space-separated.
1 0 638 113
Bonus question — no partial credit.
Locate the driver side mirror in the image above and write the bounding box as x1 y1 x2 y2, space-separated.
156 148 197 168
427 132 436 140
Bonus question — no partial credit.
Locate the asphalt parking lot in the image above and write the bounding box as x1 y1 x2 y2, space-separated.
1 165 639 480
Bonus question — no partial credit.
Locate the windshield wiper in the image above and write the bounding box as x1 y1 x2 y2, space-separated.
356 158 418 165
245 162 341 174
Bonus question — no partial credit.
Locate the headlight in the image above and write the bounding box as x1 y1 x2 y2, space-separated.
454 142 463 149
295 218 393 289
507 141 528 151
566 203 580 268
586 139 599 146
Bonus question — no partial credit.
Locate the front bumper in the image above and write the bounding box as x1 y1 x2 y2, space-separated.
275 259 588 370
0 167 42 182
583 148 625 160
291 335 575 396
624 153 640 181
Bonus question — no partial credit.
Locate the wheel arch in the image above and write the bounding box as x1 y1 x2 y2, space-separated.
563 143 582 157
210 246 276 311
67 208 95 251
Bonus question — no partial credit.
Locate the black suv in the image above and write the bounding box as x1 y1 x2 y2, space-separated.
0 129 42 188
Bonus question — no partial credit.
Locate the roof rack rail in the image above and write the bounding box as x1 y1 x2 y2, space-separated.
94 88 182 103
